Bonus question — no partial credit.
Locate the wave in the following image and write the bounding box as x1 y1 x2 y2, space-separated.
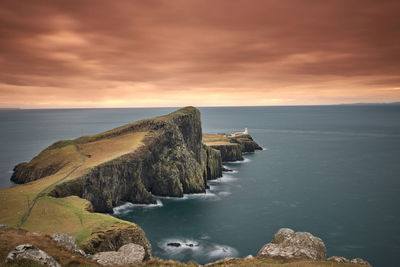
158 238 238 261
227 157 251 164
112 199 163 215
218 191 232 197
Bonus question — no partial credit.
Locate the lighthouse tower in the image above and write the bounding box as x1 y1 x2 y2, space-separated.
244 127 248 134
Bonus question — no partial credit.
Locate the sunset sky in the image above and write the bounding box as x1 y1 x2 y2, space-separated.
1 0 400 108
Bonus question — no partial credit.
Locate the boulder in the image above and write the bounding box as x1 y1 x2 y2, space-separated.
0 223 7 228
351 258 372 266
6 244 61 267
93 243 145 265
257 228 327 260
51 233 77 251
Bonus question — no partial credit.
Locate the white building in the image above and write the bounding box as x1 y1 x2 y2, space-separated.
230 128 248 137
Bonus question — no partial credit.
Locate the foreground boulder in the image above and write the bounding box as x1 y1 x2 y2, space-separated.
257 228 326 260
79 223 151 260
6 244 61 267
93 243 145 265
328 256 372 266
51 233 76 251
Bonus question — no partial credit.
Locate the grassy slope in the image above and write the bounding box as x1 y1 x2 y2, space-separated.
202 134 233 146
0 130 148 246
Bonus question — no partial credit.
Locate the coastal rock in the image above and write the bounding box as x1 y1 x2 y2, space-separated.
93 243 145 265
79 224 151 260
257 228 327 260
51 233 77 251
6 244 61 267
351 258 372 266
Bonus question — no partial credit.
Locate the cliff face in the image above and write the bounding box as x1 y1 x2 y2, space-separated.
48 107 207 213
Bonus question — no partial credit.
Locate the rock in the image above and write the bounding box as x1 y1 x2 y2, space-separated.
51 233 77 251
93 243 145 265
6 244 61 267
73 249 87 257
33 231 41 235
245 255 254 259
351 258 372 266
257 228 327 260
79 223 152 260
0 223 7 228
167 242 181 247
327 256 350 263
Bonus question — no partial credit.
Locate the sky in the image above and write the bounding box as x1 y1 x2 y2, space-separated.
0 0 400 108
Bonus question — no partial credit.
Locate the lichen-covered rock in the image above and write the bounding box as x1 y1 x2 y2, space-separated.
51 233 76 251
257 228 327 260
93 243 145 265
327 256 350 263
6 244 61 267
79 223 151 260
351 258 372 266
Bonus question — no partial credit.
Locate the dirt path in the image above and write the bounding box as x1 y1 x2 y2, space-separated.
17 144 86 227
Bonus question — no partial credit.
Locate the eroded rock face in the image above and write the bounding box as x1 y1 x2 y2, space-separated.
51 233 77 251
79 224 151 260
93 243 145 265
202 145 223 180
6 244 61 267
257 228 327 260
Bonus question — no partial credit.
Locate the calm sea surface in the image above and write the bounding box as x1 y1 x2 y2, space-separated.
1 106 399 267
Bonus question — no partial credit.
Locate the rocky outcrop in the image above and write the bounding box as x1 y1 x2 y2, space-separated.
6 244 61 267
207 134 262 162
257 228 327 260
230 134 263 152
79 223 152 260
51 233 76 251
93 243 145 265
328 256 372 266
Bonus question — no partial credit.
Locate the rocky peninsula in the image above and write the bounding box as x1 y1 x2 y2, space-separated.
0 107 370 266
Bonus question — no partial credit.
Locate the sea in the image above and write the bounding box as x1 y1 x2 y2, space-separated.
0 105 399 267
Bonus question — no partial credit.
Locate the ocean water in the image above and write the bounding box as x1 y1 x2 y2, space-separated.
1 106 400 267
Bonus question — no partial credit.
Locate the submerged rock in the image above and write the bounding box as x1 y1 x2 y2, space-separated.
93 243 145 265
6 244 61 267
167 242 181 247
51 233 77 251
257 228 327 260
